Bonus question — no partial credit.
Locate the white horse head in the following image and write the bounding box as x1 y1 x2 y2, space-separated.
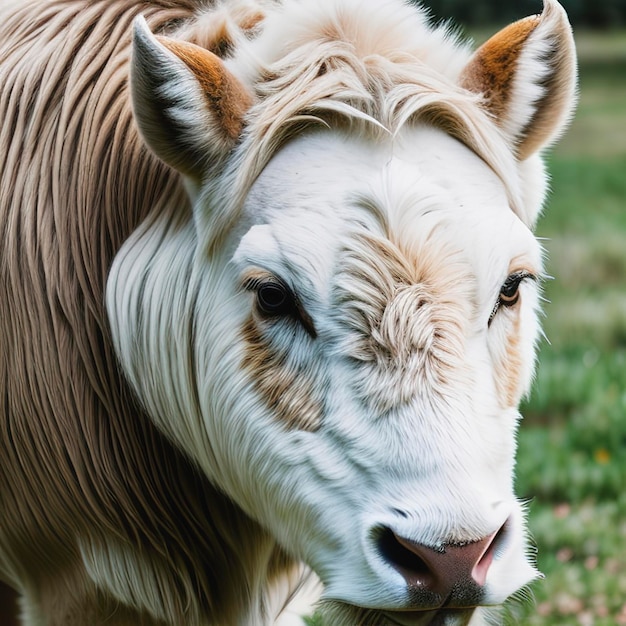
107 0 577 623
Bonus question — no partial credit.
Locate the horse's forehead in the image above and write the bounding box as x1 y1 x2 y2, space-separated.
244 127 523 272
254 127 505 212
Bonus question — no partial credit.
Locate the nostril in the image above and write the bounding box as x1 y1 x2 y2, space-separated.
375 520 509 604
378 528 439 592
376 526 435 589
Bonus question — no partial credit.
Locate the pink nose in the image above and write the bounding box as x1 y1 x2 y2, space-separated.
379 523 505 605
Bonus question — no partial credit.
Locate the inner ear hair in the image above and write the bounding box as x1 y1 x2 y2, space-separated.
460 0 577 160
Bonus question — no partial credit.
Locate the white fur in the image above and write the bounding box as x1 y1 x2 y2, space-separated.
106 0 577 623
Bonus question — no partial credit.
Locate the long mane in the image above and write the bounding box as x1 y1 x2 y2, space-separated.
0 1 284 623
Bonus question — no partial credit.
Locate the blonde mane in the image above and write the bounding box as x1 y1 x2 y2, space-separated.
0 1 297 624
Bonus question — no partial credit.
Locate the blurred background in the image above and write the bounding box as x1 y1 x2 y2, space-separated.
424 1 626 624
424 0 626 28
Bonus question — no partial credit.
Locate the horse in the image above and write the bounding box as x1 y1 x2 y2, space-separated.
0 0 577 624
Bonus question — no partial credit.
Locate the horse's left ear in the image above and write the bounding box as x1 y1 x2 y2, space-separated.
131 16 253 179
460 0 577 160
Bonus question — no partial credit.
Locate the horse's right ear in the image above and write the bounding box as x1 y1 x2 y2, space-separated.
131 16 253 179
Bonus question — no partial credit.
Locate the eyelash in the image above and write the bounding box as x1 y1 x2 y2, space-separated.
488 271 536 325
243 275 318 338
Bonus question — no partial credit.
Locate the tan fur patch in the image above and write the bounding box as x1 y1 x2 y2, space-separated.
335 232 471 412
517 6 578 159
237 9 266 33
207 22 236 58
179 6 265 55
460 16 540 121
242 317 322 431
460 3 577 160
494 259 537 408
159 38 252 139
497 314 524 408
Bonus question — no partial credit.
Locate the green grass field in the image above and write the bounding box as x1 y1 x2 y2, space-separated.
511 30 626 626
309 30 626 626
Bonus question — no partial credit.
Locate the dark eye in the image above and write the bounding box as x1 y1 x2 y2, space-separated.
242 273 317 338
256 281 294 316
500 274 524 306
489 271 535 324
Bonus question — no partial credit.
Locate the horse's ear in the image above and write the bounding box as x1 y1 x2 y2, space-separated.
460 0 577 160
131 16 253 179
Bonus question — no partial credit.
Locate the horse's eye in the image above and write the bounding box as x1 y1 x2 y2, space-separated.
242 274 317 337
489 271 535 324
256 281 293 316
499 274 524 306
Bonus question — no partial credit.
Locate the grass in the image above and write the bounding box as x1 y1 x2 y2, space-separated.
510 30 626 626
554 31 626 159
516 347 626 624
